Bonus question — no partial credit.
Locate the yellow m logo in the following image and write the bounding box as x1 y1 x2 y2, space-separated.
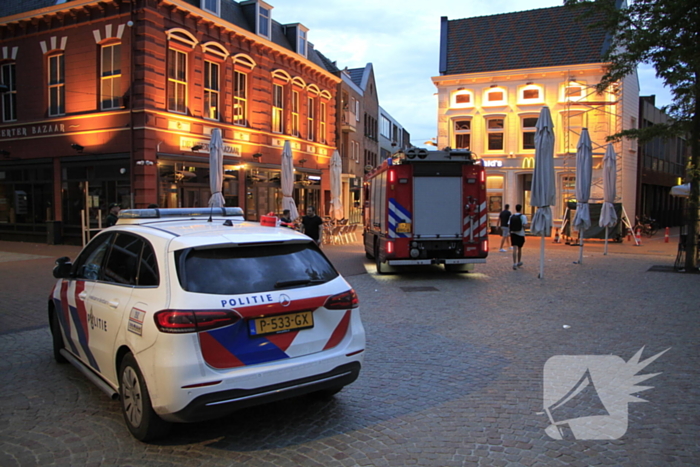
522 157 535 169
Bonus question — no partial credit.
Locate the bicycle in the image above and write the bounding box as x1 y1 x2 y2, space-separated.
634 215 659 237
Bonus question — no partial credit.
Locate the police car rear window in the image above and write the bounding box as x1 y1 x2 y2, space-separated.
175 242 338 295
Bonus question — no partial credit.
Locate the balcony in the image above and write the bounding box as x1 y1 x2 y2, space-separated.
341 110 357 133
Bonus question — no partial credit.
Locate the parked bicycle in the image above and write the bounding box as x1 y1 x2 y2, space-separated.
634 215 659 237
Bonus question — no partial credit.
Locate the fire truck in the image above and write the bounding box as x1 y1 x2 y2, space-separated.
363 148 489 274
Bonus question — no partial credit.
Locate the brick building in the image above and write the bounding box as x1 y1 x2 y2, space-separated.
0 0 339 244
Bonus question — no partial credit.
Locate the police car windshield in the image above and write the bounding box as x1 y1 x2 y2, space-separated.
175 242 338 295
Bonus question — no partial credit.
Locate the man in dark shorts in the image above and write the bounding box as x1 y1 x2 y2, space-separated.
509 204 528 270
301 206 323 245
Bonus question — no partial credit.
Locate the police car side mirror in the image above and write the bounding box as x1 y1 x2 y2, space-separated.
53 256 73 279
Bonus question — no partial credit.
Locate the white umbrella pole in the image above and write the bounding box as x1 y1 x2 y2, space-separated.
604 227 609 255
539 235 545 279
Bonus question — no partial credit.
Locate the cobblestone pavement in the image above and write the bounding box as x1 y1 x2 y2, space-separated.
0 231 698 466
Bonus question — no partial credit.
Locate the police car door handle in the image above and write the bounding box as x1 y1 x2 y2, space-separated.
78 291 88 301
108 300 119 309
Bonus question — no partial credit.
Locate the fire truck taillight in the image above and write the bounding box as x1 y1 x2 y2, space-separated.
389 170 396 183
480 170 485 183
482 239 489 253
387 241 394 255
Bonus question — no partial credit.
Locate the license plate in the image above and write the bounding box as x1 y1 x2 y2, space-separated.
249 311 314 337
397 222 411 233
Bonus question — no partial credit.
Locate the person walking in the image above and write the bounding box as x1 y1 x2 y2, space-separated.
509 204 528 270
279 209 294 228
498 204 512 252
301 206 323 245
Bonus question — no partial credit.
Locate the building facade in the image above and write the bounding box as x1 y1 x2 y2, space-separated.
379 105 410 161
433 5 639 229
0 0 339 244
638 95 689 226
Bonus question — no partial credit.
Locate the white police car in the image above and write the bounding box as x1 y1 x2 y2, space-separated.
49 207 365 441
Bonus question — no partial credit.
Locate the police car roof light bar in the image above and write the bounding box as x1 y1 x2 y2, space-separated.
119 207 245 219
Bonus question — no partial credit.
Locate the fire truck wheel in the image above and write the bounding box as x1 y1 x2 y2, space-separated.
374 244 385 274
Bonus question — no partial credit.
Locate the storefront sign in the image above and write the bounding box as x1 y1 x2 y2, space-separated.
0 123 66 139
482 160 503 168
180 137 241 157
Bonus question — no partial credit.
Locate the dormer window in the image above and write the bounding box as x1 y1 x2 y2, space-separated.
518 84 544 105
202 0 220 16
258 3 271 39
298 27 308 58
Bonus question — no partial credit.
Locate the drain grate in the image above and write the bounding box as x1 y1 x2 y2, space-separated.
400 286 439 292
647 265 678 273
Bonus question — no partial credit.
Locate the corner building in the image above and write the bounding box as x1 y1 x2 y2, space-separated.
0 0 338 244
433 5 639 229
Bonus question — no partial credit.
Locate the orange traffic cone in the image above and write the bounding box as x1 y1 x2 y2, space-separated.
627 228 632 242
634 228 642 246
553 228 560 243
664 227 670 243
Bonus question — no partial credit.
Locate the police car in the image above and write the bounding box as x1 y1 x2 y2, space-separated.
49 207 365 441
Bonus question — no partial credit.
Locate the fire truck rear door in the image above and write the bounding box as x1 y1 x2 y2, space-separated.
414 177 462 236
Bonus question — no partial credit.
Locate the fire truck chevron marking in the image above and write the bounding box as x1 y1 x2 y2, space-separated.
388 198 411 238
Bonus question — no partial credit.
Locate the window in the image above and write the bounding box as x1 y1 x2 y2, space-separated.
562 81 585 102
452 90 473 108
563 111 586 152
380 115 391 138
234 70 247 125
74 233 113 281
100 44 122 110
202 0 220 16
518 84 543 105
487 118 504 151
454 119 471 150
355 99 359 121
258 5 271 38
175 243 337 295
298 28 307 57
291 90 300 136
48 54 65 116
484 87 507 106
319 101 326 144
1 62 17 121
522 116 538 150
307 96 315 141
204 60 219 120
167 48 187 113
272 83 283 133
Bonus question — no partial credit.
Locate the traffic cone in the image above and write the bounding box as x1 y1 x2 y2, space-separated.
627 228 632 242
664 227 670 243
634 228 642 246
553 228 560 243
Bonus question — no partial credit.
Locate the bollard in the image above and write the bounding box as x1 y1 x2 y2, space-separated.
664 226 670 243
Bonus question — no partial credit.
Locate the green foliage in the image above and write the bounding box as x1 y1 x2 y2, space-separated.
564 0 700 269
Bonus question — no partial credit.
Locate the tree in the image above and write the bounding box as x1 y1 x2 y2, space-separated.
564 0 700 270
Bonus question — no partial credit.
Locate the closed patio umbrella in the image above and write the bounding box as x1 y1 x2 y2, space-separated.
599 144 618 255
281 140 299 221
330 150 344 220
207 128 225 209
572 128 592 264
530 106 556 279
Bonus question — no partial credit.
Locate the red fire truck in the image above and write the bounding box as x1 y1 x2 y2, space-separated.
363 148 489 273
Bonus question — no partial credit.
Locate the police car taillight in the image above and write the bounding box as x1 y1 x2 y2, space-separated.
154 309 241 333
324 289 359 309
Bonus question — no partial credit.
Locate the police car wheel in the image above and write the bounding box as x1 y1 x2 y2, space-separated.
50 310 68 364
119 353 171 441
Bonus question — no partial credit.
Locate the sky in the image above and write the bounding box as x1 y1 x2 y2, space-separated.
272 0 673 148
